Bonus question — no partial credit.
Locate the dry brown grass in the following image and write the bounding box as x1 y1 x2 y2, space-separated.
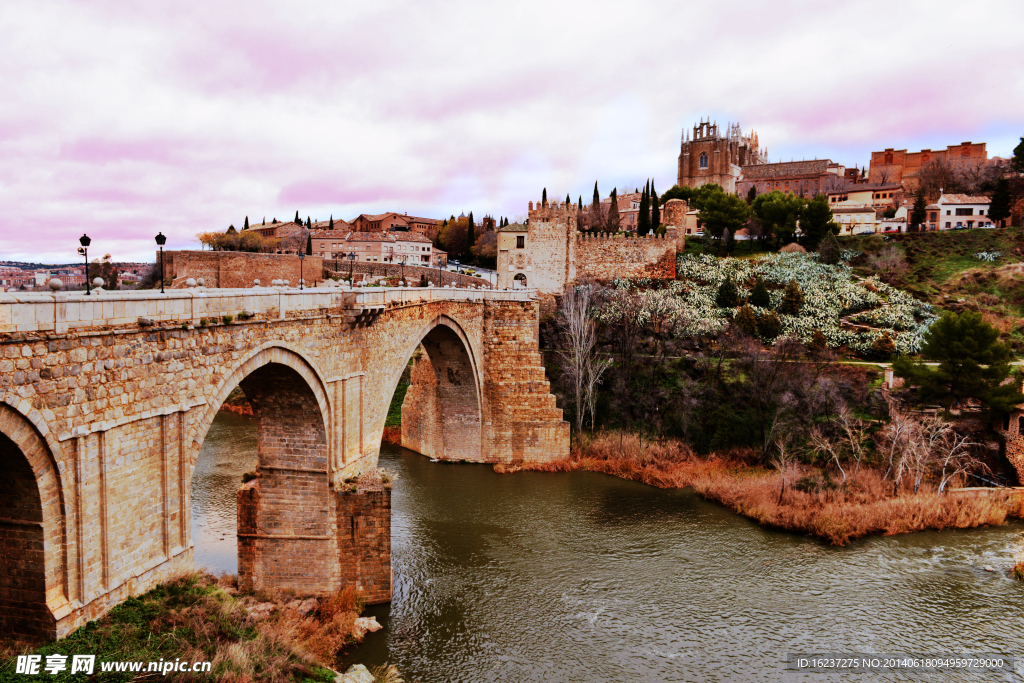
381 426 401 445
498 432 1022 546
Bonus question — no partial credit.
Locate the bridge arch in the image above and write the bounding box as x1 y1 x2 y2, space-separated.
187 343 335 592
383 314 484 461
0 403 68 641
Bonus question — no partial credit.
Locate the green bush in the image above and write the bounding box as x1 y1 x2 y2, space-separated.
222 314 234 324
757 311 782 339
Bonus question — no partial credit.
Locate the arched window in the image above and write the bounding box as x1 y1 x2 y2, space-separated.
699 152 708 169
1018 415 1024 434
513 273 527 289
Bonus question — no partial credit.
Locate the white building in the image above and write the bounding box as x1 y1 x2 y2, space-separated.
935 192 994 230
832 205 877 235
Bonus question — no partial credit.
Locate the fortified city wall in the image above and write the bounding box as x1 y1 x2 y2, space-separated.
163 251 322 289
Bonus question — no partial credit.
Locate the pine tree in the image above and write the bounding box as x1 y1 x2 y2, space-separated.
750 277 770 308
779 279 804 315
651 182 660 230
466 211 475 261
244 216 249 230
746 186 757 204
807 329 828 353
1013 137 1024 174
817 230 841 265
607 188 620 231
757 311 782 340
542 188 548 207
715 275 738 308
638 180 651 236
734 305 757 336
989 178 1011 226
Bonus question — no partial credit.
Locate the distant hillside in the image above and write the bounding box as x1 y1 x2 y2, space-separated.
838 229 1024 351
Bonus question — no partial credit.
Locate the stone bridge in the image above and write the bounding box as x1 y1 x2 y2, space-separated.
0 285 568 641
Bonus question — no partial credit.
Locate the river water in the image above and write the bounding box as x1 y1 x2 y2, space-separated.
193 411 1024 682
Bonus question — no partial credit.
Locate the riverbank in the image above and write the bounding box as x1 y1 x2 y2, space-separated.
0 572 397 683
495 432 1023 545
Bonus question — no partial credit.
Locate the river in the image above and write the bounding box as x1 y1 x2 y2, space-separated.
193 411 1024 682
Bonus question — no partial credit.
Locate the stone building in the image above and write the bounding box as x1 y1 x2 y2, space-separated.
737 159 850 199
496 200 680 311
868 142 989 188
677 120 766 193
349 212 441 239
310 230 434 263
824 182 904 208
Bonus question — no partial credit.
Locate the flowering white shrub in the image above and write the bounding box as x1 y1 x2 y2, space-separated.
974 251 1001 262
617 253 940 354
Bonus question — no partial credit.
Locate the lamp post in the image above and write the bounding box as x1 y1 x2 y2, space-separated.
347 251 356 283
78 234 91 295
155 232 166 294
399 254 407 285
452 259 461 288
437 253 445 287
298 249 305 290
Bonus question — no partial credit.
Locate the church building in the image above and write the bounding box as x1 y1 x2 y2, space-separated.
677 119 766 193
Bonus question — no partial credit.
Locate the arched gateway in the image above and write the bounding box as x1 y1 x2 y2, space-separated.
0 286 567 639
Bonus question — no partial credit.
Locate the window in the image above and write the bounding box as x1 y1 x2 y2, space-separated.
955 208 973 216
946 210 951 215
979 209 985 215
945 222 951 228
1019 416 1024 434
699 152 708 169
516 236 525 249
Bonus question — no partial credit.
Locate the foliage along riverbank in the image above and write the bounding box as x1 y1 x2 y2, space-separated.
0 572 400 683
496 432 1023 546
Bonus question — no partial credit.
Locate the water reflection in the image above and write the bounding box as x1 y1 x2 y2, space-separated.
193 420 1024 682
191 411 257 574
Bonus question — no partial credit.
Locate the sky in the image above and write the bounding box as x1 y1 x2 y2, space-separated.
1 0 1022 263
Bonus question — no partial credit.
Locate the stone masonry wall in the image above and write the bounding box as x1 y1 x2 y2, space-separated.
164 251 323 288
335 490 391 605
324 261 490 289
575 233 677 281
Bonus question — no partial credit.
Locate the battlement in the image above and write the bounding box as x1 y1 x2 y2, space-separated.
527 200 579 220
576 231 671 242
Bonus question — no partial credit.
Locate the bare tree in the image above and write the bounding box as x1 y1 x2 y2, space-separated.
558 284 611 433
868 245 908 284
836 406 869 484
772 438 799 503
809 426 846 484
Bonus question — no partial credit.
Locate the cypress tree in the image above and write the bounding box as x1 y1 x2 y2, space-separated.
578 196 583 212
590 182 602 230
306 216 311 229
757 311 782 339
565 193 570 206
305 233 312 255
746 186 757 204
592 182 600 208
817 230 841 265
807 329 827 353
329 214 334 230
607 188 620 231
638 180 651 236
243 216 249 230
294 210 300 223
910 189 927 232
467 211 475 260
542 188 547 207
651 181 659 229
734 305 757 336
750 276 770 308
262 217 265 225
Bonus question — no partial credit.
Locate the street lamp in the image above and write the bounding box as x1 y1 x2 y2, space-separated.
298 249 305 290
347 251 356 283
452 259 460 288
155 232 166 294
399 254 407 285
437 253 445 287
78 234 91 295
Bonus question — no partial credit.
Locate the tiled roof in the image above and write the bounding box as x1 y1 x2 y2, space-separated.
825 183 902 195
497 223 528 232
395 232 433 243
832 205 875 213
346 232 397 242
938 194 991 204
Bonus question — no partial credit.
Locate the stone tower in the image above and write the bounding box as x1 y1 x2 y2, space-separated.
677 119 765 193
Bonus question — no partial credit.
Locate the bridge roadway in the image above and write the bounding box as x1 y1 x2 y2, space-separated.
0 284 569 641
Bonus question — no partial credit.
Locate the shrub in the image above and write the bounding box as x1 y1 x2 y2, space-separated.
779 279 804 315
241 471 257 483
757 311 782 339
734 305 758 336
222 314 234 324
817 231 841 264
199 318 208 327
871 331 897 359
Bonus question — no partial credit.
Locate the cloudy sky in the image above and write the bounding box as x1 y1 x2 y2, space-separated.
2 0 1022 263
